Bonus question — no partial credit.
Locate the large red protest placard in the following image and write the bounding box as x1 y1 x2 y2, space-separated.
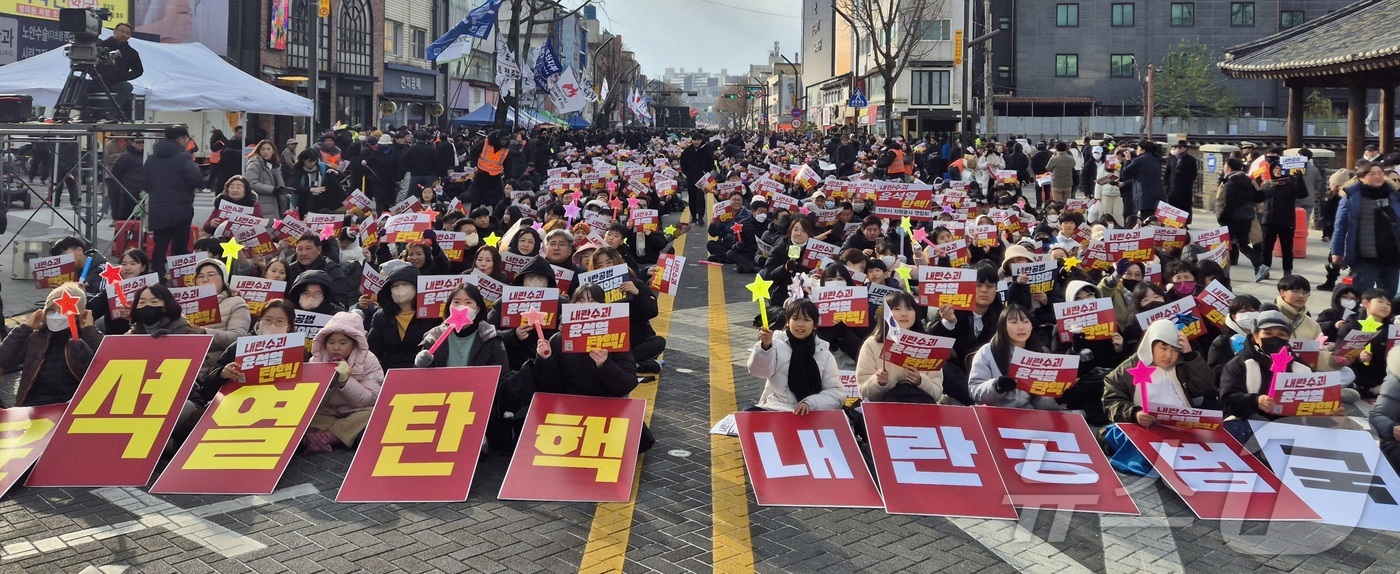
873 183 935 220
1154 226 1188 252
230 277 286 317
230 333 306 384
1105 228 1154 262
1008 348 1080 398
1268 371 1343 417
649 252 686 295
916 266 977 310
499 287 560 329
975 407 1138 514
881 329 955 371
1155 201 1190 228
1053 297 1116 343
0 404 66 498
1115 423 1319 520
1190 226 1231 252
813 285 870 328
499 393 646 502
560 303 631 352
27 335 212 487
150 363 334 494
416 275 465 320
863 403 1016 518
735 409 882 508
30 253 76 290
337 367 501 502
436 231 467 263
630 209 659 233
930 238 970 268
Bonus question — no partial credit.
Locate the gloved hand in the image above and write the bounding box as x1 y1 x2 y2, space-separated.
995 376 1017 394
413 349 434 368
333 361 351 385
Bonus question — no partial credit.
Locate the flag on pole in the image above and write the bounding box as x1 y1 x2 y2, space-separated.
533 37 564 92
427 0 504 62
599 79 610 104
495 33 521 96
550 68 590 114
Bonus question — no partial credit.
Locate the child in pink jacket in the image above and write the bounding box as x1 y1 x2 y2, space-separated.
306 311 384 452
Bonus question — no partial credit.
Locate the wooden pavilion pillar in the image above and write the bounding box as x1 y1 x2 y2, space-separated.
1347 82 1368 168
1381 85 1397 155
1286 81 1304 149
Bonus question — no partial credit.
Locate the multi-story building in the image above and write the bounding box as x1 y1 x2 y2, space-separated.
258 0 385 139
661 68 733 128
985 0 1354 118
380 0 443 128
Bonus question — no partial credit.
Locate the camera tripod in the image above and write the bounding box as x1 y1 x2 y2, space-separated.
52 62 129 124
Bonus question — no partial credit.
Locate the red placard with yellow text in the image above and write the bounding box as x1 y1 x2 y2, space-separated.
814 285 869 327
498 393 646 502
0 404 67 498
170 284 222 327
336 367 501 502
150 363 334 494
230 333 307 384
916 266 978 311
560 303 631 353
26 335 213 487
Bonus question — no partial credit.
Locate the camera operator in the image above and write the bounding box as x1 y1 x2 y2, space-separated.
97 23 143 118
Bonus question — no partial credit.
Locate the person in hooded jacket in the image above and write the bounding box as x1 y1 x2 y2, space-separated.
286 269 345 316
0 284 102 407
414 284 514 449
1368 374 1400 473
304 311 384 452
1103 318 1218 426
1317 285 1361 343
489 256 562 370
367 263 437 370
1207 296 1261 377
1220 310 1341 420
145 126 205 279
203 175 263 235
190 259 253 377
1334 289 1395 398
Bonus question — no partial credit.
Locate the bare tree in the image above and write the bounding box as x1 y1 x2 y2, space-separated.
494 0 592 128
835 0 944 136
591 37 637 127
714 86 750 130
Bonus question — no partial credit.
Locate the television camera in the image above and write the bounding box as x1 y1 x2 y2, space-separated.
53 7 128 123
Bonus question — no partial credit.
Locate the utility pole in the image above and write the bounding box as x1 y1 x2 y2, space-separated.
309 2 321 136
1144 64 1156 140
982 0 994 138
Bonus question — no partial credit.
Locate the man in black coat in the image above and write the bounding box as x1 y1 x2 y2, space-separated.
680 135 718 224
1163 140 1199 223
402 130 440 200
96 23 143 119
144 126 204 278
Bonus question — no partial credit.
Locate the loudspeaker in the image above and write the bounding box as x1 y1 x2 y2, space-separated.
0 95 34 123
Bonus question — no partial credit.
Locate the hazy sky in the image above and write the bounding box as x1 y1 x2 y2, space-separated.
591 0 803 77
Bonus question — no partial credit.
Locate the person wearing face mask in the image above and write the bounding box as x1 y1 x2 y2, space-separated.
1206 296 1261 377
1099 260 1146 330
367 263 437 370
414 284 513 450
857 291 942 404
1163 261 1201 302
128 284 201 342
489 256 565 370
191 299 305 434
0 283 102 406
812 264 867 362
1220 310 1342 420
1334 289 1395 398
286 270 344 316
303 311 384 452
1317 285 1361 343
1103 319 1218 431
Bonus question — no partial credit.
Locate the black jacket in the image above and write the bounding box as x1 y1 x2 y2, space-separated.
109 145 144 199
1220 344 1312 420
402 142 440 177
144 139 204 230
1259 176 1308 227
929 301 1004 366
1164 153 1198 208
1218 171 1261 224
368 265 437 370
97 37 143 84
287 269 346 315
288 255 353 310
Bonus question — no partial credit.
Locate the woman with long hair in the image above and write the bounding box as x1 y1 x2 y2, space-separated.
857 291 942 403
967 303 1063 410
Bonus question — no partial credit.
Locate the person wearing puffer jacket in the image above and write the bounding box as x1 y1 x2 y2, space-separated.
202 175 263 235
416 284 514 449
0 283 102 406
1102 318 1218 426
968 303 1065 410
304 312 384 452
367 263 438 371
856 291 942 403
745 299 845 414
191 259 253 377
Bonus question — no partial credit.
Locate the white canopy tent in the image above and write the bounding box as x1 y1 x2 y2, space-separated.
0 37 313 116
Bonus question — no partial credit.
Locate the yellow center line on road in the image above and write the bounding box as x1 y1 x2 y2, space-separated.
577 219 687 574
707 264 754 573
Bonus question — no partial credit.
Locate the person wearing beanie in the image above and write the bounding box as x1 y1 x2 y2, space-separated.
191 259 253 377
0 283 102 406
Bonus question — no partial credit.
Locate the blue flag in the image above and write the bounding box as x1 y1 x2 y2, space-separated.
426 0 503 62
533 37 563 92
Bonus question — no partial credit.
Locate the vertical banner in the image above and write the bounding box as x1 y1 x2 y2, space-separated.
975 407 1138 514
863 403 1016 518
649 252 686 295
499 393 646 502
27 335 213 487
0 404 67 498
337 367 501 503
559 303 631 353
150 364 335 494
416 275 466 320
1114 423 1318 520
1249 422 1400 532
735 410 882 508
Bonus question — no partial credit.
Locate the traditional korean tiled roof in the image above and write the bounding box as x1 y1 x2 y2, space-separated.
1219 0 1400 79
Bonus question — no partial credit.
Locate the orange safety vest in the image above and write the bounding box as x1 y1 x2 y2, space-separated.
320 149 342 168
478 143 507 176
888 149 908 174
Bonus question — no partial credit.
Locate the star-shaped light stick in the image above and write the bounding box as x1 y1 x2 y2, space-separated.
1063 256 1081 271
746 275 774 328
731 222 744 241
54 290 81 340
911 228 930 246
664 224 678 236
564 203 581 224
219 237 244 280
483 233 501 248
894 263 914 293
425 306 476 356
521 308 549 343
1127 360 1157 413
1173 312 1196 331
319 224 336 242
1264 345 1294 396
99 263 128 307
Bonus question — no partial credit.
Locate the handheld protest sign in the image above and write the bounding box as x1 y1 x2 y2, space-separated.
337 366 501 502
27 335 213 487
975 406 1138 515
498 393 646 502
151 363 335 495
